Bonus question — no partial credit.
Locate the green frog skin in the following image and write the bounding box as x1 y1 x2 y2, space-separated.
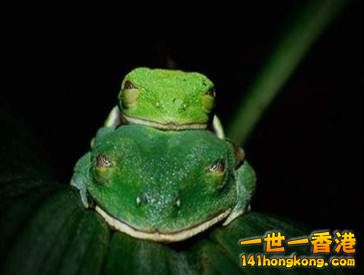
104 67 225 139
71 125 256 243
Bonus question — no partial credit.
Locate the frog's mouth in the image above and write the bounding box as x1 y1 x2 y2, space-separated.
95 205 231 243
122 114 208 130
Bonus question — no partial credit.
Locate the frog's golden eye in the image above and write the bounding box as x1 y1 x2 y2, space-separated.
123 80 136 90
205 87 216 97
208 159 225 173
121 80 139 109
202 87 216 110
96 154 113 168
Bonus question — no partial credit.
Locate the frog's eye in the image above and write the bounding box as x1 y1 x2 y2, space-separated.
208 159 226 174
123 80 136 90
207 159 227 191
202 87 216 111
94 154 114 183
205 87 216 97
96 154 113 168
120 80 140 109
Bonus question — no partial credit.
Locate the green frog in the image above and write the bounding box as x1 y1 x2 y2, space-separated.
103 67 225 138
71 125 255 242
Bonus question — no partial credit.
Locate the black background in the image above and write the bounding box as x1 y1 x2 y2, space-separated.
1 0 362 254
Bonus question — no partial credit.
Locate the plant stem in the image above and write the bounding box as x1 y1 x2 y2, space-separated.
227 0 349 145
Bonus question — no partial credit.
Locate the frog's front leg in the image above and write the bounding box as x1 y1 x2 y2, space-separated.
90 106 122 148
212 115 225 139
70 152 93 208
223 157 256 226
104 105 123 128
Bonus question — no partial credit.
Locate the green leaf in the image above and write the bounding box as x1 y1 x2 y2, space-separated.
227 0 349 144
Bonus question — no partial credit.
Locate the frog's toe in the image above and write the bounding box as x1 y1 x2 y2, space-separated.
222 206 249 226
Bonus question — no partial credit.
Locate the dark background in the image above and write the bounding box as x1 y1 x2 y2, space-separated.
1 0 362 252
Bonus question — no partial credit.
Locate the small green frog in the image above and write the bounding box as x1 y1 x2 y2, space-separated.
71 125 255 242
103 67 225 138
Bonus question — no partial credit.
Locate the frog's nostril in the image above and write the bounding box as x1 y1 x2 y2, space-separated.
173 98 187 112
136 196 142 206
175 198 181 208
136 193 151 207
136 194 148 207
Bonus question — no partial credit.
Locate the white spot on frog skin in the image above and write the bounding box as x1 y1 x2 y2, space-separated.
176 198 181 208
155 102 161 108
136 196 142 206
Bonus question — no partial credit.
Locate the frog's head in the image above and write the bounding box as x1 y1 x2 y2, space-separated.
86 125 238 242
118 67 215 130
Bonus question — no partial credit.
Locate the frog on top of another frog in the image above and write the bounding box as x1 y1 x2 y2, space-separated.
102 67 225 139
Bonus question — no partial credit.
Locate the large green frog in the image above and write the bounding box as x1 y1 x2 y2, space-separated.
71 125 255 243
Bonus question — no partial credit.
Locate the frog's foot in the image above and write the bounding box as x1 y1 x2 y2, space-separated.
122 114 208 130
88 106 123 148
70 178 92 208
104 106 123 128
95 205 231 243
222 204 251 226
212 115 225 139
90 137 96 148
